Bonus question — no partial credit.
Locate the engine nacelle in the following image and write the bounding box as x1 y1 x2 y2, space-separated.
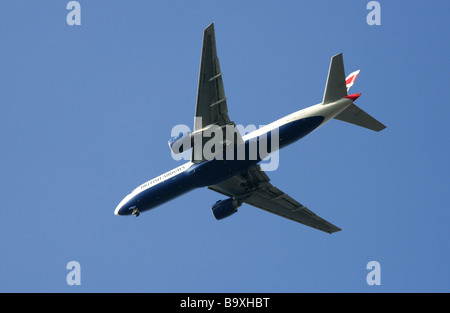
168 131 192 154
211 198 241 220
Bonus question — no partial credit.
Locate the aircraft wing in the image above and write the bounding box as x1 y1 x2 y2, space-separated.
194 23 230 131
192 23 243 163
208 165 342 234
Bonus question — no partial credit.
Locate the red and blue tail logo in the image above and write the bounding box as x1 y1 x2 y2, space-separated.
345 70 360 92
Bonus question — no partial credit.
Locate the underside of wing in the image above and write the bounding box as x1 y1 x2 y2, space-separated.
195 23 230 131
192 23 243 163
208 165 341 234
243 184 342 234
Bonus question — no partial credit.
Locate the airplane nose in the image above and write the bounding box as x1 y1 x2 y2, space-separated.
114 204 124 216
114 193 134 216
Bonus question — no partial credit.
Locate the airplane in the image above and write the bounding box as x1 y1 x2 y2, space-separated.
114 23 386 234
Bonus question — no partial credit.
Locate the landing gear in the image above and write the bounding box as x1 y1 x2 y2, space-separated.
129 206 140 217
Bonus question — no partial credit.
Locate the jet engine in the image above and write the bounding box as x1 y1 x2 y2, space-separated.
168 131 192 154
211 198 242 220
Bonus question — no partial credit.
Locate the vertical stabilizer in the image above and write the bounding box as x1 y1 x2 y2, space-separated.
345 70 360 92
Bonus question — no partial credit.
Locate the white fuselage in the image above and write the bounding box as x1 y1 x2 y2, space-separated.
115 97 353 216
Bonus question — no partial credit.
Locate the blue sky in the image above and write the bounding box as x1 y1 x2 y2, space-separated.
0 1 448 292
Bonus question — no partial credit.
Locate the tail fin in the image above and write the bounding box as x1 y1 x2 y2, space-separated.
322 53 347 104
322 54 386 131
345 70 360 92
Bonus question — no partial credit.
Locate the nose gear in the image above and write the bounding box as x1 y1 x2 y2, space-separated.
129 206 140 217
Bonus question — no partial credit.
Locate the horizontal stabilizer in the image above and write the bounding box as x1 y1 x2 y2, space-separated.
323 53 347 104
334 104 386 132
